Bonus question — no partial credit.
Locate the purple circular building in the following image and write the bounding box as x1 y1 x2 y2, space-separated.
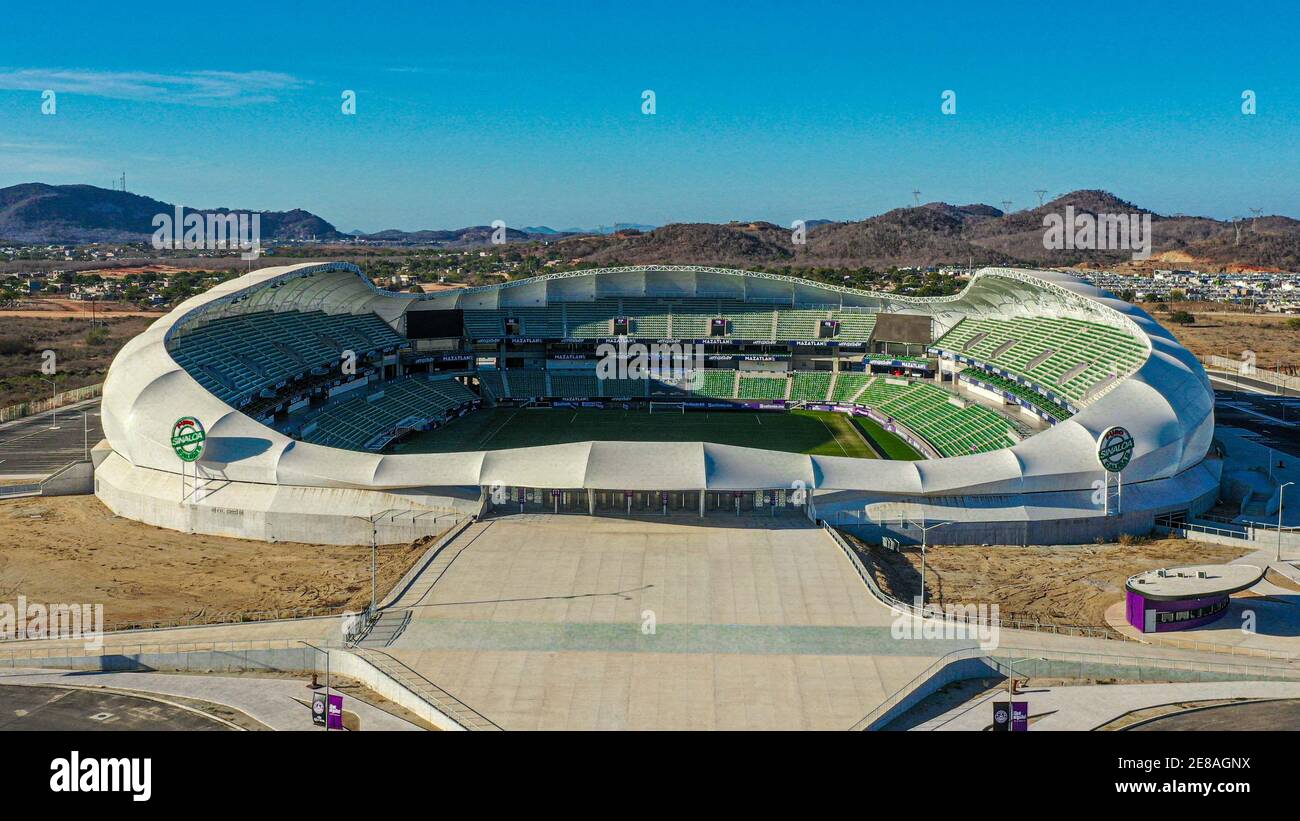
1125 564 1264 633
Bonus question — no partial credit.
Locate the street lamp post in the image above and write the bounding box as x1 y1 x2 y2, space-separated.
40 377 59 430
908 519 950 606
349 514 380 620
299 640 330 731
1279 482 1295 563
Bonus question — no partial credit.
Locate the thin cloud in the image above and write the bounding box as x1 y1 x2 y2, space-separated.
0 68 304 105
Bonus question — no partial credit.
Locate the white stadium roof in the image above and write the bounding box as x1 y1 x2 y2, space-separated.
101 263 1214 497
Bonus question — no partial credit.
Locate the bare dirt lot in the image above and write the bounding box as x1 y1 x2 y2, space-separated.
847 535 1251 628
0 496 442 629
1145 302 1300 368
0 312 158 408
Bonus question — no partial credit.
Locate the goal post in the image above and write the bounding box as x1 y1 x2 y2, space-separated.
648 401 686 414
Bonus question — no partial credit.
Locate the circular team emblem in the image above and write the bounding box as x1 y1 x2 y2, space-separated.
171 416 206 463
1096 425 1134 474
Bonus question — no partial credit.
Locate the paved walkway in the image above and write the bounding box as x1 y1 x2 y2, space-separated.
0 400 102 479
1102 548 1299 661
1216 426 1300 528
0 667 421 731
3 514 1296 731
0 615 344 663
383 516 962 730
902 680 1300 731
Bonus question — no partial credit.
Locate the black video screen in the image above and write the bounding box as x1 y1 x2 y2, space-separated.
710 317 728 337
613 316 630 335
503 317 521 335
818 319 840 339
406 309 463 339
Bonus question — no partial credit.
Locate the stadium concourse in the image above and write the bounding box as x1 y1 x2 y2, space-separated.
93 263 1215 546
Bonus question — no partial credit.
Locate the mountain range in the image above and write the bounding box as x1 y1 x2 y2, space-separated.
0 183 344 245
543 191 1300 272
2 183 1297 272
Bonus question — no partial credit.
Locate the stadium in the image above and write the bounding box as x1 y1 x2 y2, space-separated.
93 262 1217 546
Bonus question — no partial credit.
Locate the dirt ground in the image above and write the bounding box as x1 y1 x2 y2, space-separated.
0 313 158 409
847 535 1252 628
2 297 162 315
1145 302 1300 368
0 496 445 629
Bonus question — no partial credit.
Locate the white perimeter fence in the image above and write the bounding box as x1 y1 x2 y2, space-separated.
0 382 104 424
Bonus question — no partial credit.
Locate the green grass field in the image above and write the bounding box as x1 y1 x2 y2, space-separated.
391 407 922 460
849 414 925 461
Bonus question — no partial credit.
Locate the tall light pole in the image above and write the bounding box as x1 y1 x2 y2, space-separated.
299 641 330 731
1279 482 1294 562
349 514 380 618
40 376 59 430
909 519 950 605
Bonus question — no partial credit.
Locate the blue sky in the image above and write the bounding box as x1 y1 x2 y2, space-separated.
1 0 1297 232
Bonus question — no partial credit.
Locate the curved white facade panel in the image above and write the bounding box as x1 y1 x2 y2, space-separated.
95 262 1219 544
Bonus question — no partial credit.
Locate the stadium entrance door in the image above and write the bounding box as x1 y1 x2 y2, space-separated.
489 486 589 515
483 486 809 519
706 489 805 518
590 490 698 516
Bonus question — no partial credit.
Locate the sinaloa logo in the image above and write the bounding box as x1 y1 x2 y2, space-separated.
1096 425 1134 473
50 752 151 802
171 416 206 463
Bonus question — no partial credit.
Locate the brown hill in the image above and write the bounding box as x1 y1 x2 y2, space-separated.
546 189 1300 272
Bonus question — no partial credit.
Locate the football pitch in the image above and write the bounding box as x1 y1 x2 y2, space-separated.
391 407 922 460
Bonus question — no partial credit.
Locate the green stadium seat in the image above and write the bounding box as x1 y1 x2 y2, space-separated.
789 371 833 402
737 376 787 400
300 375 476 451
932 315 1147 404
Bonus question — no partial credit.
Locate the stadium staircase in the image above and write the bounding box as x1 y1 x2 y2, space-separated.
789 371 834 402
346 648 502 730
829 373 874 403
356 610 412 647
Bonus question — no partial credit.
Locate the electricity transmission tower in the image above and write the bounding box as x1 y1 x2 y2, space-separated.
1001 200 1013 215
912 190 922 206
1035 189 1047 207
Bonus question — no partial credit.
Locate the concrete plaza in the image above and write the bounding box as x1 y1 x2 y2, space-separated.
379 514 977 730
